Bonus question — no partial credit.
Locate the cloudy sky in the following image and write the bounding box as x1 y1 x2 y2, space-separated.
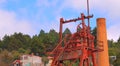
0 0 119 41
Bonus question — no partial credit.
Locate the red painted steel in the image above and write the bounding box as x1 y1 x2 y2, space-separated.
49 13 103 66
48 0 104 66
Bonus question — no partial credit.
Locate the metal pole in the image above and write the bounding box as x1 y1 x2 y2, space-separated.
59 18 63 42
87 0 90 28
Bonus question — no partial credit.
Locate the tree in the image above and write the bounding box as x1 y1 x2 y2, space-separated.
113 53 120 66
47 29 59 51
91 27 97 47
63 28 71 34
30 35 44 56
0 50 13 65
109 48 117 56
63 28 71 38
117 36 120 43
39 29 59 53
1 33 31 51
108 39 114 48
42 56 49 66
13 32 31 49
38 29 45 37
1 35 10 50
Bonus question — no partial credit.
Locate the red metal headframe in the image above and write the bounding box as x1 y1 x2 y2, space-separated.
49 0 104 66
49 13 103 66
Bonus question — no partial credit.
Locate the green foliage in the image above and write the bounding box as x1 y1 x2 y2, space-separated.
18 48 31 54
0 27 120 66
63 60 79 66
109 48 117 56
0 50 13 64
113 53 120 66
42 56 49 66
63 28 71 34
1 33 31 51
63 60 71 66
117 36 120 43
63 28 71 37
12 50 21 60
91 27 97 47
108 39 114 48
108 39 120 65
30 35 44 56
47 29 59 51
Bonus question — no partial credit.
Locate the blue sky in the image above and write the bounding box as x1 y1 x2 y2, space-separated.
0 0 120 41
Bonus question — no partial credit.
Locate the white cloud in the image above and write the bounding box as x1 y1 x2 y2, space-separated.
37 18 59 33
36 0 49 7
37 16 78 33
60 0 120 18
62 0 86 10
35 0 120 41
0 10 35 39
60 0 120 41
92 0 120 41
36 0 58 7
0 0 6 4
91 0 120 17
36 0 84 33
107 23 120 41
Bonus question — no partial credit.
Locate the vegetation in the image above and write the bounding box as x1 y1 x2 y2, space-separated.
0 27 119 66
108 37 120 66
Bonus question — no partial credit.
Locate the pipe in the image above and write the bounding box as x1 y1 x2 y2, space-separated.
97 18 109 66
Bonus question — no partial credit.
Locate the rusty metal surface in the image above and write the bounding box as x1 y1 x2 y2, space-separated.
48 13 103 66
48 0 105 66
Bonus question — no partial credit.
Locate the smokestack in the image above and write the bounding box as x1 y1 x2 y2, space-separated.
97 18 109 66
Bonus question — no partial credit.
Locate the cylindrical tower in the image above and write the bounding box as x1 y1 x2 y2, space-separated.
97 18 109 66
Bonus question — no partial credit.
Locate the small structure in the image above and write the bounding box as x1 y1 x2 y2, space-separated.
46 56 53 66
12 60 21 66
110 56 116 61
20 54 44 66
110 56 116 66
13 54 44 66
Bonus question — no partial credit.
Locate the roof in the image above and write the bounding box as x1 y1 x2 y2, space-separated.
12 60 20 64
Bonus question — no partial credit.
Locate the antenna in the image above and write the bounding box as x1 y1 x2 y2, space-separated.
87 0 90 28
